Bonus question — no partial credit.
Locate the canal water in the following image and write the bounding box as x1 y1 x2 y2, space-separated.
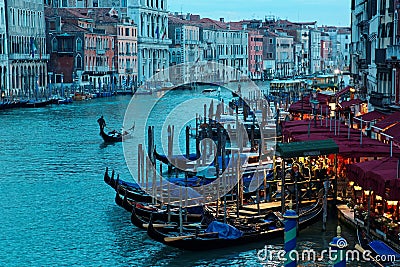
0 86 371 266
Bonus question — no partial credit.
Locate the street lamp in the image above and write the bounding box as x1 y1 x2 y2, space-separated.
310 90 319 127
61 73 64 97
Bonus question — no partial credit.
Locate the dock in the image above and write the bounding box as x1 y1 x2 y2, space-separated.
337 204 400 252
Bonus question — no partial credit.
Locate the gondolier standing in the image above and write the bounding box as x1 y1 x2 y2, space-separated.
97 116 106 132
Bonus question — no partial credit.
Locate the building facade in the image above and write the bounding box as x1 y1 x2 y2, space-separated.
309 29 321 74
0 0 7 96
7 0 48 98
275 32 294 78
248 30 263 80
351 0 397 107
127 0 170 84
337 28 351 71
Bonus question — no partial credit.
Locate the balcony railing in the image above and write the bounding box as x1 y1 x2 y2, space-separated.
97 49 105 55
138 37 172 45
85 66 109 72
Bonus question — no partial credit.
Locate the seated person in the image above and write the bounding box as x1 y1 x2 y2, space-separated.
108 129 118 136
290 164 304 182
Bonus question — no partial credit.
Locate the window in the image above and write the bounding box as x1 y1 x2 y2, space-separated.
76 38 82 51
76 55 82 69
52 38 58 52
125 28 129 36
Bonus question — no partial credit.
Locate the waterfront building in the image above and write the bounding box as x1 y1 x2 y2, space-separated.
309 29 321 74
168 14 249 82
351 0 397 107
0 0 7 97
337 27 351 72
199 18 249 81
262 32 278 80
320 32 333 72
275 31 295 78
6 0 48 98
126 0 170 84
45 8 116 93
168 15 202 84
248 30 263 80
88 8 138 90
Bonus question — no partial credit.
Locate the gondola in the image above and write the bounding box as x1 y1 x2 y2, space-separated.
153 149 200 166
130 202 209 229
99 125 130 143
104 168 212 204
356 225 400 266
147 200 323 251
97 117 133 143
25 99 52 108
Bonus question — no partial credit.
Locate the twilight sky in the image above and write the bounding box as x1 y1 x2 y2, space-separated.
167 0 351 27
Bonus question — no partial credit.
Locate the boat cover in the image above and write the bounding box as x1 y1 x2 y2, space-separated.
205 221 243 239
369 240 400 260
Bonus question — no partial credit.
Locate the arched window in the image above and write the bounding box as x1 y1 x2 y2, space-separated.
76 54 82 69
52 37 58 52
76 38 82 51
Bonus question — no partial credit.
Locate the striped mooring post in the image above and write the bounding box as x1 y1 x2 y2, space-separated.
329 226 347 267
284 203 298 267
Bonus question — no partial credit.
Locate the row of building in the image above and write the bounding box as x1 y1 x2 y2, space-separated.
0 0 351 98
351 0 400 108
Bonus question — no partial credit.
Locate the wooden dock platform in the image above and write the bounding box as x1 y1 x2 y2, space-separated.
337 204 400 252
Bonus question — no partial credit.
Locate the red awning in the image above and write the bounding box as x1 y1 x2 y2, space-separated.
288 93 331 115
347 157 400 199
356 110 387 122
347 159 383 187
335 86 351 98
382 122 400 140
374 111 400 130
338 99 365 110
386 177 400 201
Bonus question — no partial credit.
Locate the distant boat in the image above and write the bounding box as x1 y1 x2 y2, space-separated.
25 99 52 108
202 88 216 94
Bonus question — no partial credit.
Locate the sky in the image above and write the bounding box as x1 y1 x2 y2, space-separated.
167 0 351 27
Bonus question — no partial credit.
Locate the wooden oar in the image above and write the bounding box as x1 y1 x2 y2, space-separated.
354 244 385 267
143 223 175 229
164 232 218 242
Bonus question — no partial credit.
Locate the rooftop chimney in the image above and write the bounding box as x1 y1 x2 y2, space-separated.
220 18 224 23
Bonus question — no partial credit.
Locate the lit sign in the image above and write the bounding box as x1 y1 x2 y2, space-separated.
303 151 321 156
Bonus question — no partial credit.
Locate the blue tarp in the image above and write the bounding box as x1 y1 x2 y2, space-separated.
205 221 243 239
369 240 400 260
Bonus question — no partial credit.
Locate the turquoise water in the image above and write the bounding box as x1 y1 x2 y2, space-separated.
0 89 369 266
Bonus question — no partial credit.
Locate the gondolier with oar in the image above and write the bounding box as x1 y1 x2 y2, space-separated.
97 116 106 132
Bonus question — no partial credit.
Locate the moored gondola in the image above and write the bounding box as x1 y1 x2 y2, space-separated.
147 200 322 250
153 149 200 166
356 225 400 266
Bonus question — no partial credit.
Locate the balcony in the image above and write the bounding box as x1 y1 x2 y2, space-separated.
387 45 400 62
8 53 50 60
97 49 105 55
138 37 172 45
95 66 109 72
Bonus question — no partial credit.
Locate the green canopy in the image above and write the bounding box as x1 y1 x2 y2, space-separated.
276 139 339 158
